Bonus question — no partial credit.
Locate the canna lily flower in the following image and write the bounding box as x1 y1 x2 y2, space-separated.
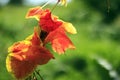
6 27 54 80
6 1 76 80
26 7 77 54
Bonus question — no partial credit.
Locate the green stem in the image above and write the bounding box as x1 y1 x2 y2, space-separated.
51 0 60 12
41 0 54 8
107 0 110 13
35 70 44 80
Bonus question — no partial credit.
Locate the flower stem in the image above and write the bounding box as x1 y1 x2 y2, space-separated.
51 1 59 12
35 70 44 80
41 0 54 8
107 0 110 13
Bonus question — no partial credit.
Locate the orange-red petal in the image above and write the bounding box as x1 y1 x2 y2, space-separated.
6 42 54 79
6 54 37 80
61 22 77 34
26 46 54 65
45 27 75 54
26 6 42 20
6 27 54 79
39 10 62 32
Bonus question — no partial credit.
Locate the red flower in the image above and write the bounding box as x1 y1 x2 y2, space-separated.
6 27 54 80
6 3 77 80
37 9 76 54
26 7 77 54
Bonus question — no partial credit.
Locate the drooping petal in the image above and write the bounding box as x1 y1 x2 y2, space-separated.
6 54 37 80
6 42 35 80
27 46 54 65
6 44 54 80
25 27 54 64
45 27 75 54
52 38 75 54
6 27 54 80
61 22 77 34
39 10 63 32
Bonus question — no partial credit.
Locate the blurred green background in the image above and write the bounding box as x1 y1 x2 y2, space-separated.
0 0 120 80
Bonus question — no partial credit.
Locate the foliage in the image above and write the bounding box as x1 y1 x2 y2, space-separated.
0 0 120 80
83 0 120 23
5 0 77 80
9 0 23 5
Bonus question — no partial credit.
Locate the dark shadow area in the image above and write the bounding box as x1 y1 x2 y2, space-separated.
64 57 87 72
53 70 67 78
9 0 23 5
83 0 120 24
